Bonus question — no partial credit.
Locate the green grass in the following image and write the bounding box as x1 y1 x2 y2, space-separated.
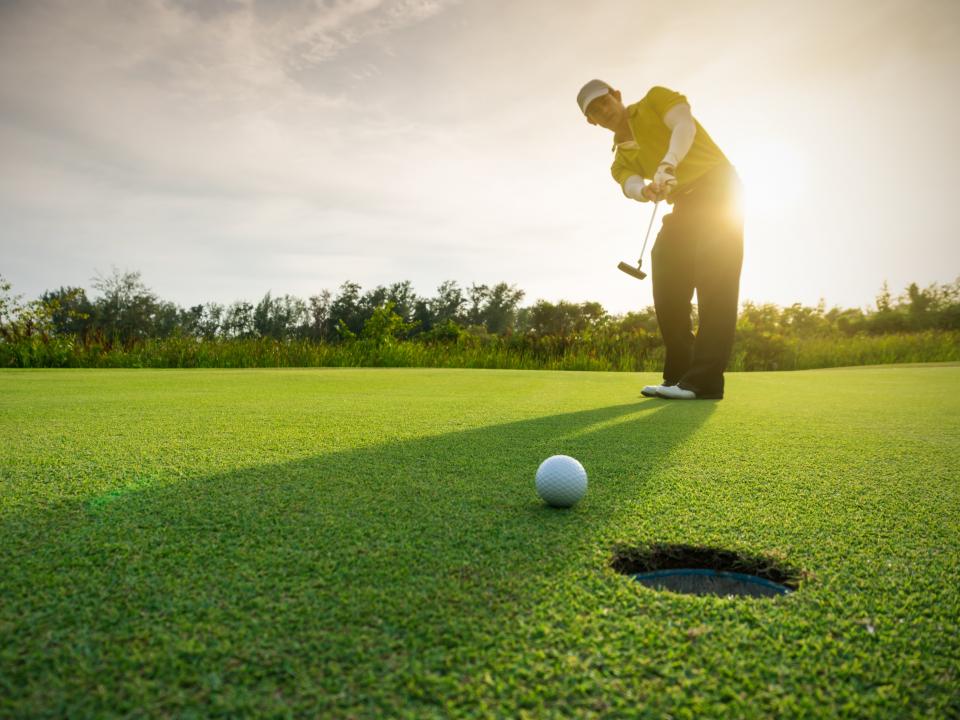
1 366 958 718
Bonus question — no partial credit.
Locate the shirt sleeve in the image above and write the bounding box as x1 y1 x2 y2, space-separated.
643 86 688 120
611 156 635 190
662 104 697 167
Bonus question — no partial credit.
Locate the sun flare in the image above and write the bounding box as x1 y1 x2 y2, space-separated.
733 137 809 217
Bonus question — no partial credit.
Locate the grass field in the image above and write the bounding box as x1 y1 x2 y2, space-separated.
1 366 958 718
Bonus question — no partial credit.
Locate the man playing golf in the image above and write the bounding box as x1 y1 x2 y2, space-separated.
577 80 743 400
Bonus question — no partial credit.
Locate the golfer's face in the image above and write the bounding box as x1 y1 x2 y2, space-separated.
585 91 623 130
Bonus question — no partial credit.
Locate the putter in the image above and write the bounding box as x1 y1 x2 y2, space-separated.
618 201 660 280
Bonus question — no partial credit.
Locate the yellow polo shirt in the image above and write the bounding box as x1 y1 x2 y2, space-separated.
610 86 729 195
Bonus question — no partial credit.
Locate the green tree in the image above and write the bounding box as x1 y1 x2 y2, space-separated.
481 282 525 335
39 287 93 338
615 307 659 335
867 281 908 334
222 301 255 338
329 282 365 340
153 301 184 338
0 276 86 343
465 284 489 327
91 268 162 343
306 291 332 341
187 303 224 340
253 293 307 340
825 306 866 336
429 280 466 327
362 302 418 345
527 300 609 336
781 301 829 336
386 281 418 323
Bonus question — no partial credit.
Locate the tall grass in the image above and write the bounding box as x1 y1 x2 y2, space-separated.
729 330 960 371
3 331 958 371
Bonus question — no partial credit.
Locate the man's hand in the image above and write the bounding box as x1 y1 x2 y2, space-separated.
623 175 650 202
650 163 677 200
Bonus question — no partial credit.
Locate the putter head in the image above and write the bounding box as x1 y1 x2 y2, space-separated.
617 261 647 280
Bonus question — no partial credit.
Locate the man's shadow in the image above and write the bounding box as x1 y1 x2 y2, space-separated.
4 397 717 711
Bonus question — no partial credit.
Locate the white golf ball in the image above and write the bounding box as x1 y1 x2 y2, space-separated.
535 455 587 508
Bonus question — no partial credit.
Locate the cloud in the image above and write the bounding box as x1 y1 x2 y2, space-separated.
0 0 460 197
157 0 457 71
2 0 958 311
0 0 464 298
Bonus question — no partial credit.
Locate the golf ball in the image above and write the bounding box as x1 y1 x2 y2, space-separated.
535 455 587 508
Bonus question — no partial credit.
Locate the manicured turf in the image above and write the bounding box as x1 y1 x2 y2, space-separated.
1 366 958 718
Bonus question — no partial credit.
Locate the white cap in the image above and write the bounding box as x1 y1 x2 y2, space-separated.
576 79 613 116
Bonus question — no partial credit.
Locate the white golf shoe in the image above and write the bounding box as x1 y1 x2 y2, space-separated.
656 384 697 400
641 384 665 397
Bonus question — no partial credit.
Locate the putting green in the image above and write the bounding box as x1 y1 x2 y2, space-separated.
1 366 958 718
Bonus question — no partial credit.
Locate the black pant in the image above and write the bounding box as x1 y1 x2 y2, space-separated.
650 164 743 399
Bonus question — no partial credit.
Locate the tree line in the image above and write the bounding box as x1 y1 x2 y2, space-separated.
2 270 959 348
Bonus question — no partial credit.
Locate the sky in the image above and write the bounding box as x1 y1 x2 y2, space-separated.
2 0 959 314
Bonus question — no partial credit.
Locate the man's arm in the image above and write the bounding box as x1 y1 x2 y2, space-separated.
613 156 654 203
651 103 697 199
660 103 696 168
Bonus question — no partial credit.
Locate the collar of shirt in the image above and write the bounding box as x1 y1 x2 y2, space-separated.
611 104 640 152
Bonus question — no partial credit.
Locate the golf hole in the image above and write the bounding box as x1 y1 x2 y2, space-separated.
611 543 800 598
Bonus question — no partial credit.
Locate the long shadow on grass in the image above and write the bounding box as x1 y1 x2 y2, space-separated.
1 399 716 715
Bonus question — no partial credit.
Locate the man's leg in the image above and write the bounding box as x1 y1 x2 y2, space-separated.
677 205 744 398
651 215 697 385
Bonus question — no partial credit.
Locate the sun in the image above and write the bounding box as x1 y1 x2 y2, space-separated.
733 137 809 217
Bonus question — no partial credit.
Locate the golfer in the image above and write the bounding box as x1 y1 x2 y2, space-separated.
577 80 743 400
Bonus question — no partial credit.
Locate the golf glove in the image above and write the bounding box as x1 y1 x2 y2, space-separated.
623 175 651 202
651 163 677 199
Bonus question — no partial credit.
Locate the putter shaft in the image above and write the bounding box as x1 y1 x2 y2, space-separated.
617 201 659 281
639 201 660 262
